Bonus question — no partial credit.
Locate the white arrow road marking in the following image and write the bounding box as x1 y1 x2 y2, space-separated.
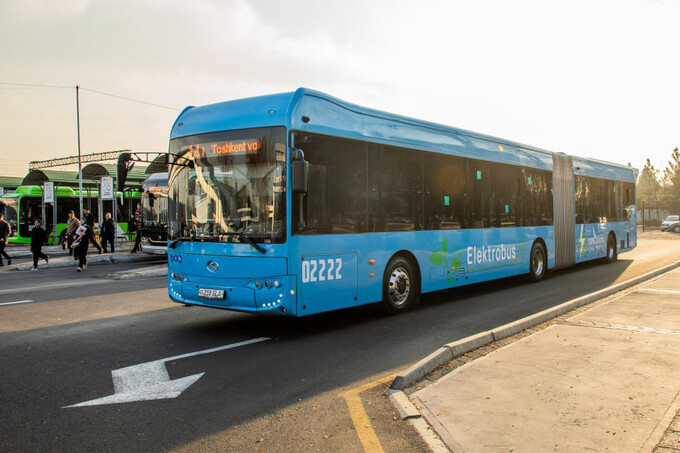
65 337 270 408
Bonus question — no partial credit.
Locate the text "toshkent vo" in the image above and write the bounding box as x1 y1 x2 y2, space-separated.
467 244 518 265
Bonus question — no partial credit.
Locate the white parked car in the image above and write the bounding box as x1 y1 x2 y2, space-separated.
660 215 680 232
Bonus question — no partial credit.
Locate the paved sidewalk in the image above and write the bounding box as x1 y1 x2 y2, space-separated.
409 269 680 453
0 242 161 271
4 241 135 258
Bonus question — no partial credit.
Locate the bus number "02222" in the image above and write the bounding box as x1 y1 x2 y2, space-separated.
301 258 342 283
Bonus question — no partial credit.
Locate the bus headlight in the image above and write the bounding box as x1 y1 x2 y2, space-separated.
170 272 183 282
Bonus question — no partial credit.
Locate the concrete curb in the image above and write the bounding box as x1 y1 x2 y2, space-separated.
4 248 69 259
389 261 680 390
11 252 161 271
104 266 168 280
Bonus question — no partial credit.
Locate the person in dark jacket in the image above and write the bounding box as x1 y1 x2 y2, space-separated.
72 221 92 272
0 213 12 266
100 212 115 253
130 203 142 253
30 219 49 270
83 208 103 253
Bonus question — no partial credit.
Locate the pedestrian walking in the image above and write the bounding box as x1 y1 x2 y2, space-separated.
100 212 116 253
0 213 12 266
130 203 142 253
83 207 103 253
72 221 92 272
30 219 49 270
64 210 80 256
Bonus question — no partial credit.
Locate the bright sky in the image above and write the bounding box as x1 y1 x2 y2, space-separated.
1 0 678 178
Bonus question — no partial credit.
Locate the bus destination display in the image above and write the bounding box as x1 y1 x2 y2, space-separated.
187 139 261 159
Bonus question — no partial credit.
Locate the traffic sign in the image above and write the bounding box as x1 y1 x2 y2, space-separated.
101 176 114 200
43 182 54 203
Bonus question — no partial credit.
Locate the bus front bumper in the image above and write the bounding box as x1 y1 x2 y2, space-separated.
168 274 297 316
141 244 167 255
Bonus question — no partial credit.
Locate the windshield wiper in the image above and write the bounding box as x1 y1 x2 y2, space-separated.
168 236 193 249
237 233 266 254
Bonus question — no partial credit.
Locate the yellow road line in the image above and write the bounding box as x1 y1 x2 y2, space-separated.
339 374 397 453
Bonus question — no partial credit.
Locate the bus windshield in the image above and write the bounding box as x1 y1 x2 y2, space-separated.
1 197 18 237
142 190 168 228
168 127 286 243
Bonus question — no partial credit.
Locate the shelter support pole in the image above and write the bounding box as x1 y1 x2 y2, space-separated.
76 85 83 218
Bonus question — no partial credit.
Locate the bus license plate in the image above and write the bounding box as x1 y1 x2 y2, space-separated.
198 288 225 300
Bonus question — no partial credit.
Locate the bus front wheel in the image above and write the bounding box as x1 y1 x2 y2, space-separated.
382 256 418 315
605 233 617 263
529 241 547 282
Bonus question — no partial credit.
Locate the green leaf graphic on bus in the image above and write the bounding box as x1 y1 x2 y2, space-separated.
429 238 461 283
429 252 444 266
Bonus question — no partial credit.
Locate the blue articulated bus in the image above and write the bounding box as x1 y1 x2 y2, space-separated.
167 88 637 317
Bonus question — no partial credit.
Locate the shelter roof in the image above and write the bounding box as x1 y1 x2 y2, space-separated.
81 163 148 182
22 170 90 187
0 176 25 190
145 154 170 174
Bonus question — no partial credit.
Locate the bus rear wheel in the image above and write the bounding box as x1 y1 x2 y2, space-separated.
529 241 547 282
382 256 418 315
605 233 617 263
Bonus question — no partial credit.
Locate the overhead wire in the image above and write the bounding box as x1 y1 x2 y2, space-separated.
0 82 72 89
79 87 181 111
0 82 181 111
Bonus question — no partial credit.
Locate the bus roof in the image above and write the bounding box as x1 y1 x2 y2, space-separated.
1 185 141 198
6 186 78 197
142 172 169 190
171 88 636 182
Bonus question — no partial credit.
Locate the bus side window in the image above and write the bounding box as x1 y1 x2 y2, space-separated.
468 160 491 229
368 144 423 232
293 133 368 235
491 163 522 228
423 152 465 230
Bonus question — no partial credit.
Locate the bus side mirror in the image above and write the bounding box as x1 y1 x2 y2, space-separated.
291 148 309 194
117 153 132 191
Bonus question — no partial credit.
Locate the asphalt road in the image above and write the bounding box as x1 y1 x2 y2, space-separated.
1 234 679 452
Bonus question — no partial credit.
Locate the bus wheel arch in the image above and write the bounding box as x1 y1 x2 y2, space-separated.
605 232 617 263
528 239 547 282
381 251 421 314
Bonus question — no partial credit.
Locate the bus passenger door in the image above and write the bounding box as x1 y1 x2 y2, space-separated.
299 252 358 315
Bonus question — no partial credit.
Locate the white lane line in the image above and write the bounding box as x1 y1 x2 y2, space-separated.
0 300 35 307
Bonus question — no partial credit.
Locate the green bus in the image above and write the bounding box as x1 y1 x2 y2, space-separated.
0 185 141 245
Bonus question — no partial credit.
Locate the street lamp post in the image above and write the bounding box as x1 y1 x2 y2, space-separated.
76 85 83 218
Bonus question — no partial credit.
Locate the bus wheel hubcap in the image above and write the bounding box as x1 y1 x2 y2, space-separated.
389 267 410 306
533 250 544 275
